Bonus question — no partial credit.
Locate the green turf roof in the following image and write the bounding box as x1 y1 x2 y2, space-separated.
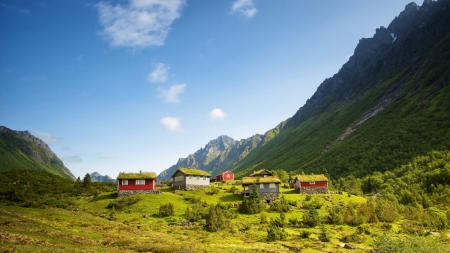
242 176 281 185
117 172 157 179
295 174 328 182
173 168 211 177
249 169 273 176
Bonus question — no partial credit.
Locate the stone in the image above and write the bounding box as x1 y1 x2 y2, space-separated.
118 190 162 197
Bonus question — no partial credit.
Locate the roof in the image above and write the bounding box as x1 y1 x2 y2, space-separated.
216 170 233 176
172 168 211 177
117 172 156 180
242 176 281 185
249 169 273 177
295 174 328 182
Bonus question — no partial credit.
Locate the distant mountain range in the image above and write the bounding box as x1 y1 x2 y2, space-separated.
158 0 450 180
90 171 117 183
0 126 76 180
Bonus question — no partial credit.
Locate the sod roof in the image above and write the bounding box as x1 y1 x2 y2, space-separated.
295 174 328 182
173 168 211 177
242 176 281 185
117 172 156 179
249 169 273 177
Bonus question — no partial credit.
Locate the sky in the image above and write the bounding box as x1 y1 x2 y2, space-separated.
1 0 415 179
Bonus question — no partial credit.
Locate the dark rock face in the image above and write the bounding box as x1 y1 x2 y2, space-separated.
288 0 450 132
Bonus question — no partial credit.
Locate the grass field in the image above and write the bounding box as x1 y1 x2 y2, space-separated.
1 180 449 252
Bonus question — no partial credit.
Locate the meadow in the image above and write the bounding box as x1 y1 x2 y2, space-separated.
1 172 449 253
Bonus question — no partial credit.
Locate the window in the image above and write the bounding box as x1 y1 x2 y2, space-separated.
136 180 145 185
226 174 230 178
189 175 193 180
259 184 264 189
269 183 276 188
175 176 184 182
196 176 199 180
203 177 206 180
309 181 316 185
122 180 128 185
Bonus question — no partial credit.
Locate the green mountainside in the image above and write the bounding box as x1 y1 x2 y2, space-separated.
231 0 450 179
157 1 450 181
0 126 76 180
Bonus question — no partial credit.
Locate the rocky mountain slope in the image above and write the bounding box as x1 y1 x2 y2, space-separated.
231 0 450 178
158 0 450 181
90 171 117 183
157 121 287 181
0 126 76 180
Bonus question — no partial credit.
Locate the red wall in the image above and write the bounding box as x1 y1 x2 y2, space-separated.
300 181 328 188
118 179 155 190
216 171 234 181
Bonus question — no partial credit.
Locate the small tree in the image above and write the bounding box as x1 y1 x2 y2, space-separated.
303 209 320 227
159 203 175 217
205 204 226 232
239 183 264 214
82 173 91 188
319 223 330 242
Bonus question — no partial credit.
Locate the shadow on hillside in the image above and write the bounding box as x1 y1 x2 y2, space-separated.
89 193 117 202
219 194 242 202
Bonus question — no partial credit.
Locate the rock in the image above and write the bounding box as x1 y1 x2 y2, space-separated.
344 244 357 249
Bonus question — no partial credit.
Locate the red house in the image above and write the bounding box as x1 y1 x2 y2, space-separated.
215 170 234 181
117 171 157 196
293 174 328 194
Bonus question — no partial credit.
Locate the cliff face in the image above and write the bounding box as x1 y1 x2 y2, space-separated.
0 126 76 180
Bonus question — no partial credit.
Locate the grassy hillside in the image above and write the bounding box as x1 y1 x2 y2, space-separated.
231 5 450 179
0 128 75 180
1 168 449 252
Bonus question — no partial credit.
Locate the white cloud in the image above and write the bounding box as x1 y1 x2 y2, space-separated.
147 63 170 83
33 129 60 144
231 0 257 18
209 108 226 121
95 0 185 49
160 116 181 131
61 155 82 163
158 83 186 103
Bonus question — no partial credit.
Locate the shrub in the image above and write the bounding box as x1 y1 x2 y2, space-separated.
302 209 320 227
239 184 264 214
318 224 330 242
302 199 323 210
158 203 175 217
205 204 226 232
269 196 291 212
267 224 288 241
326 205 344 225
207 187 219 195
300 230 311 238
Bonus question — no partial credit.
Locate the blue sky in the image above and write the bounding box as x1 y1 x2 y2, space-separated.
1 0 414 179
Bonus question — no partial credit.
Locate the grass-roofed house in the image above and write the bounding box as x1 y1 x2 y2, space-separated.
293 174 329 194
117 171 158 197
171 168 211 190
242 169 281 203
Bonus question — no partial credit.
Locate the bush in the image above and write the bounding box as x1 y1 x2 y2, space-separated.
239 184 264 214
207 187 219 196
205 204 226 232
300 230 311 238
269 196 291 212
302 209 320 227
158 203 175 217
302 199 323 210
318 224 330 242
267 224 288 241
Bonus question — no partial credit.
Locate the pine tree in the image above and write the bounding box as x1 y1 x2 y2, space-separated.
82 173 91 188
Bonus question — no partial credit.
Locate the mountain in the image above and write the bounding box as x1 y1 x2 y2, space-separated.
0 126 76 180
157 121 287 181
230 0 450 178
158 0 450 181
90 171 117 183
